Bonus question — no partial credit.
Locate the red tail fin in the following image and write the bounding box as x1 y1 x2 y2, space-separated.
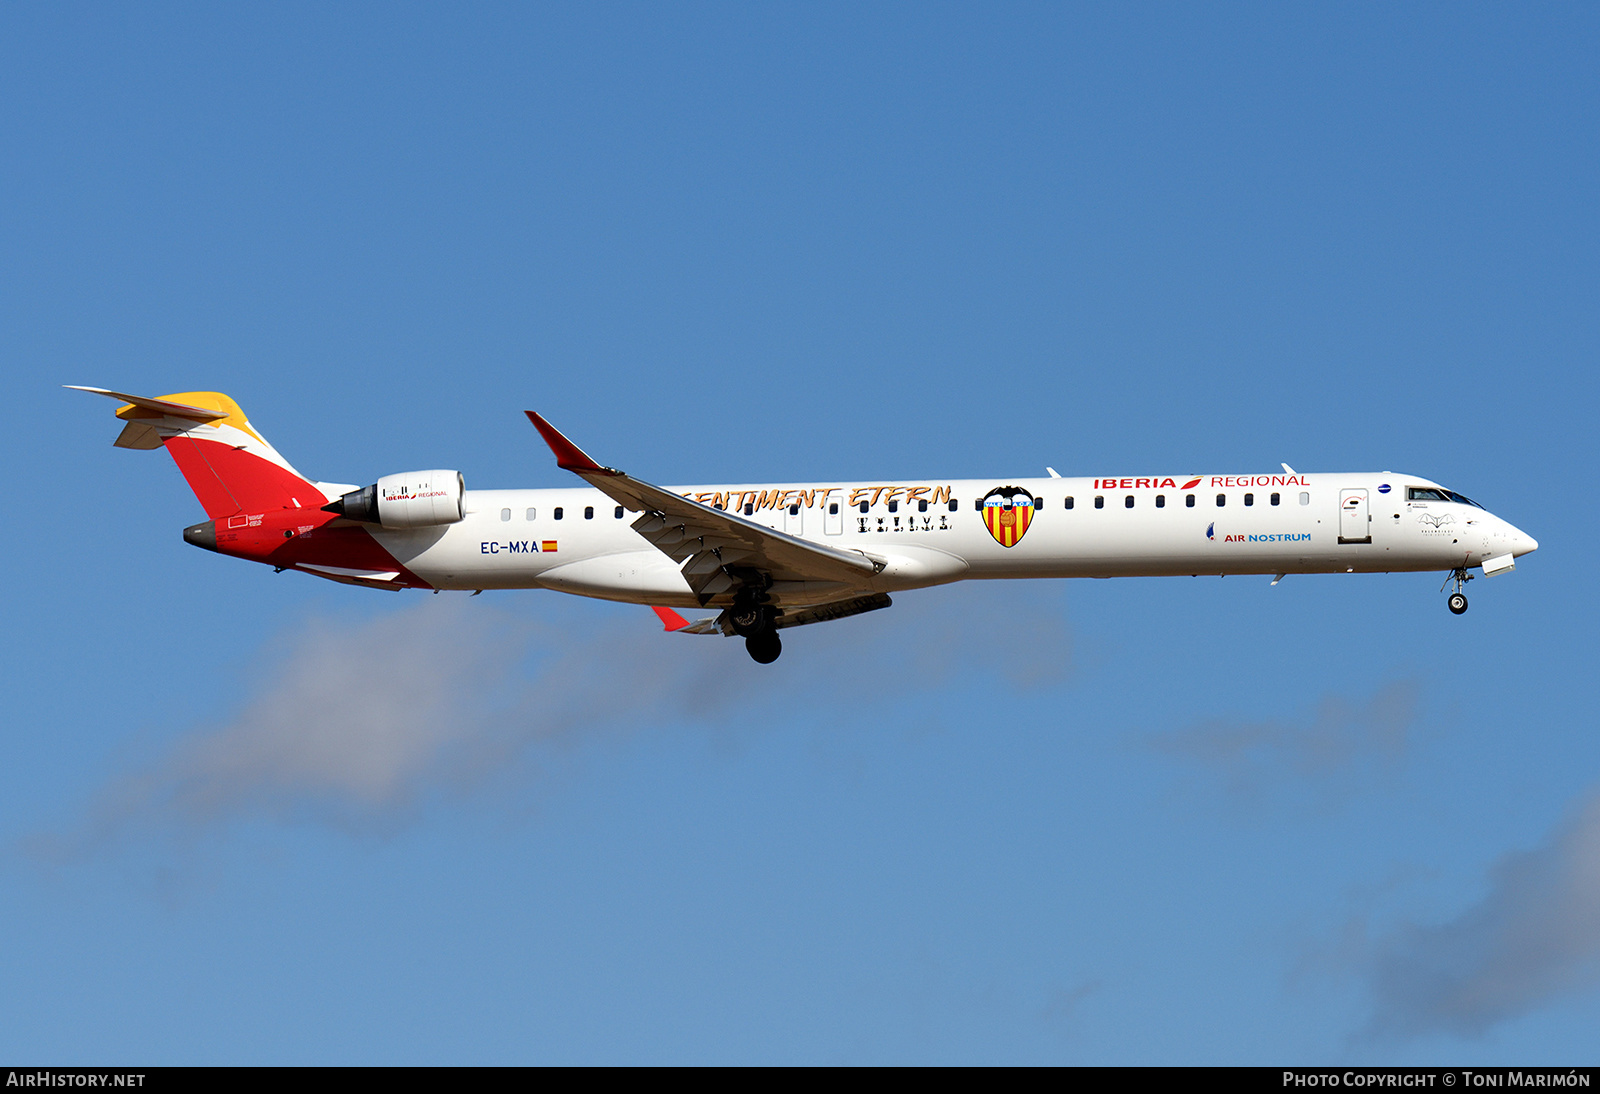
72 388 325 518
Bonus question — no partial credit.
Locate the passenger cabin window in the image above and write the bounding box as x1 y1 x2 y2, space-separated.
1064 496 1074 510
500 508 511 521
743 503 753 515
888 501 898 513
1094 496 1104 509
789 504 800 515
948 500 958 512
860 502 870 513
1186 494 1195 507
828 503 838 515
1125 495 1134 508
525 508 537 520
584 506 594 519
1155 495 1165 508
1270 493 1280 506
1244 493 1254 506
918 499 928 512
554 507 564 520
614 506 624 519
1216 494 1226 507
1298 492 1310 506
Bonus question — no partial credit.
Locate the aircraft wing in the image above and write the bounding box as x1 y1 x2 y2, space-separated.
526 411 882 601
650 593 891 636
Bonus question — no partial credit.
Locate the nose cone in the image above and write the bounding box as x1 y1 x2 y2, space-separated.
1506 522 1538 557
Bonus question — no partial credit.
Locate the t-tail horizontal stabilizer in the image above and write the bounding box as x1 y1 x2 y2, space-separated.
67 386 230 450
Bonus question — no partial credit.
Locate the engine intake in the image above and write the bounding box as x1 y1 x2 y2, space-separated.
324 470 465 528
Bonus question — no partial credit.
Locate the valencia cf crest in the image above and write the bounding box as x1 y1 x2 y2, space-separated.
981 485 1036 548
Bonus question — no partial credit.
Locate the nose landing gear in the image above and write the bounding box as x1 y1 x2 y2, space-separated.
1441 567 1474 614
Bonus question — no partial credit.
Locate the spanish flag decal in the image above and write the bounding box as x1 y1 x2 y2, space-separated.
541 540 558 552
981 486 1036 548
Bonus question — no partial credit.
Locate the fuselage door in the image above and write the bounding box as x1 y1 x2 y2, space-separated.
824 490 843 536
1339 488 1371 544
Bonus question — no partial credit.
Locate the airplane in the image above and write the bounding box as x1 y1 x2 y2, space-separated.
70 387 1539 664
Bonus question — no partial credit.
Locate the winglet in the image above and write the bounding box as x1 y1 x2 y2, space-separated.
524 411 618 476
652 606 692 631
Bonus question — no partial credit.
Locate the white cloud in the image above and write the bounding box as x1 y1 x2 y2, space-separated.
1359 788 1600 1040
1152 679 1421 801
29 583 1071 856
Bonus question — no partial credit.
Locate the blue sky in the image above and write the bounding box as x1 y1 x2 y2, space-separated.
2 2 1596 1064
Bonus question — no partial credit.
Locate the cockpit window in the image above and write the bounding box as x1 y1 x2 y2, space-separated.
1408 486 1482 508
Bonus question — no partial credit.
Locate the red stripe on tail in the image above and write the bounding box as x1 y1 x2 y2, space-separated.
163 436 315 519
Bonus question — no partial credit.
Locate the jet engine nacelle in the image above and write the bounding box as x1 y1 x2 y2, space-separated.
326 470 465 528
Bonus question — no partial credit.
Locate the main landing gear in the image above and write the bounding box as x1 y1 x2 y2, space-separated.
745 631 782 664
729 600 782 664
1442 567 1474 615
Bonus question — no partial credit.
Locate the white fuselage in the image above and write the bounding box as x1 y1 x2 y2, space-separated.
367 471 1538 608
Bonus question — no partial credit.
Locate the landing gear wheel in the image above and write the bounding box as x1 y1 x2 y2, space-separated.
746 632 781 664
1441 566 1474 615
729 604 772 638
